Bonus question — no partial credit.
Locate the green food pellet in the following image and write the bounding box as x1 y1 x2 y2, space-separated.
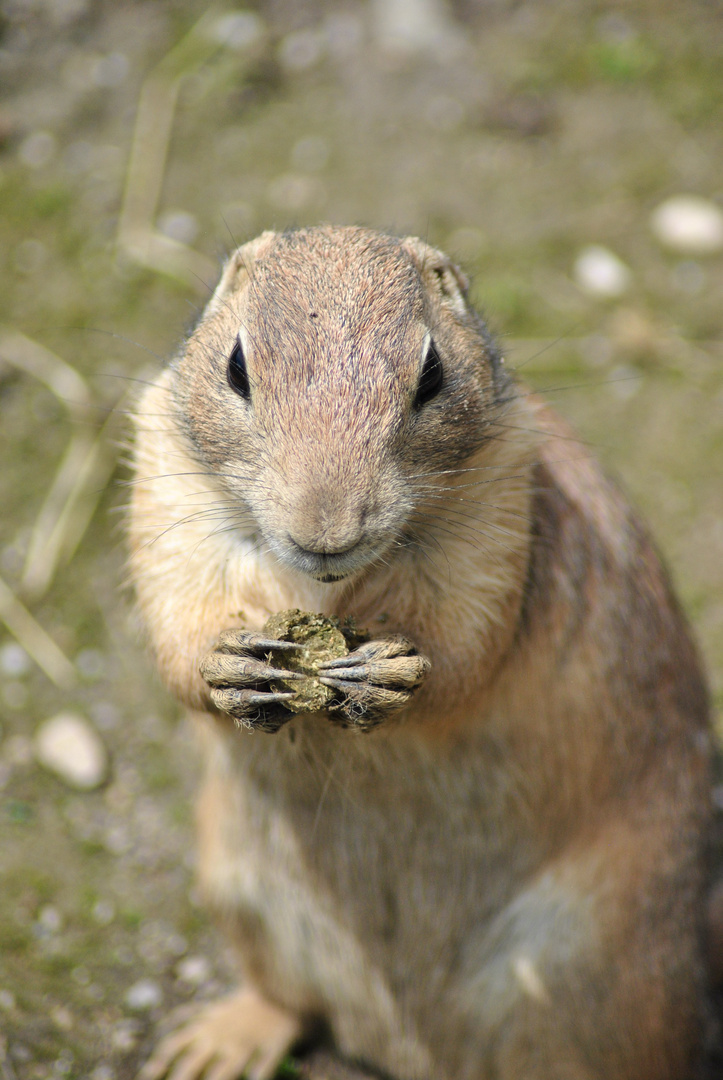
264 609 366 714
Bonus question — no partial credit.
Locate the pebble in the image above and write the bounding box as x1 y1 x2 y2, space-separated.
18 130 57 169
34 712 108 790
37 905 63 933
111 1019 140 1050
51 1005 73 1031
573 245 631 298
92 899 116 925
208 11 265 51
91 52 129 89
125 979 163 1011
157 210 199 246
176 955 211 985
278 29 326 72
0 642 31 677
75 648 106 681
650 195 723 254
372 0 464 58
91 1067 115 1080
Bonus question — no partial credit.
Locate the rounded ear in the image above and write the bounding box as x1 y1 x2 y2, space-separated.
205 231 278 316
401 236 470 315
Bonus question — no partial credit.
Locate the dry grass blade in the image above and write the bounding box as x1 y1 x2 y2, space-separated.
20 430 97 599
0 328 91 421
21 411 121 599
0 575 77 689
117 7 225 290
0 329 120 599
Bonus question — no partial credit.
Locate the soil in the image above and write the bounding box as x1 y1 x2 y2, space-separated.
0 1 722 1078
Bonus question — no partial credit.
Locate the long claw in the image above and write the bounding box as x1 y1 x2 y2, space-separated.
318 655 362 670
246 691 296 705
316 665 367 681
253 638 304 652
318 677 350 692
263 668 305 681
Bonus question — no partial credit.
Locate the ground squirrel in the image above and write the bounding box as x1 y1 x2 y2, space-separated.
129 226 714 1080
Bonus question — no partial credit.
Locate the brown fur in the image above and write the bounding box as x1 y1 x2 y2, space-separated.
129 227 713 1080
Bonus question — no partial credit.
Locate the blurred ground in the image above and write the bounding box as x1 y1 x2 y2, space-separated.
0 1 722 1077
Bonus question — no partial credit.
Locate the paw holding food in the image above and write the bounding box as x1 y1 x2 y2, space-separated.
200 610 430 731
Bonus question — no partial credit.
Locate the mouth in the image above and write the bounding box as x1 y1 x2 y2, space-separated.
278 536 376 583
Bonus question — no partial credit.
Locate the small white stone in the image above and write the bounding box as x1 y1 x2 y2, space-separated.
372 0 464 58
75 648 106 680
0 642 31 677
111 1019 140 1050
92 52 129 88
92 899 115 925
157 210 199 246
90 1062 115 1080
278 29 326 72
38 905 63 932
650 195 723 254
0 989 15 1010
573 245 631 298
91 1067 115 1080
34 713 108 790
176 955 211 985
51 1005 73 1030
18 130 57 169
125 979 162 1011
208 11 265 51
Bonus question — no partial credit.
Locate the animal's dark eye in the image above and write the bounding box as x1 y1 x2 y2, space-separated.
414 339 443 408
227 337 250 399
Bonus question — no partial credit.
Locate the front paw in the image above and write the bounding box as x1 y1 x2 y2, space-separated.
200 629 303 732
318 636 430 730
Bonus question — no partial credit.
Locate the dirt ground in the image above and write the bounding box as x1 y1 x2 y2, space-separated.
0 1 722 1077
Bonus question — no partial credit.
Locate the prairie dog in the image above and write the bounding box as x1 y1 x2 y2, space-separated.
129 227 713 1080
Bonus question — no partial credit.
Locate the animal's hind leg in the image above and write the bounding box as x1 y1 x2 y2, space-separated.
449 806 708 1080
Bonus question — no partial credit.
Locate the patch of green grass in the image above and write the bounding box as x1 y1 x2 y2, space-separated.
5 799 35 824
0 924 31 952
120 908 143 929
472 275 541 336
276 1056 303 1080
39 952 76 975
588 39 659 82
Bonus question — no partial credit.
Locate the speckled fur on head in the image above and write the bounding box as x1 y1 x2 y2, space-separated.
172 226 511 583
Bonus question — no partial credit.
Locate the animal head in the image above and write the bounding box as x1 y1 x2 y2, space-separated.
173 226 507 582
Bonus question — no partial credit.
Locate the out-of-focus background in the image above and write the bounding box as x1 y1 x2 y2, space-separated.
0 0 722 1076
